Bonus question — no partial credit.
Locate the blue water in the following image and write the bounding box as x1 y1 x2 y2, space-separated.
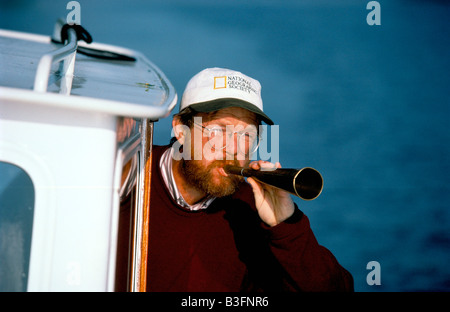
1 0 449 292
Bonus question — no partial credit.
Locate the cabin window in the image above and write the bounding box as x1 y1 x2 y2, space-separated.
0 162 35 291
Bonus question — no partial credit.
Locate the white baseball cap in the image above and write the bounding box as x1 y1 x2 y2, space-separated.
179 67 274 125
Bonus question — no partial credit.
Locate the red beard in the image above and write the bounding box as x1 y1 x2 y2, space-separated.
180 159 245 197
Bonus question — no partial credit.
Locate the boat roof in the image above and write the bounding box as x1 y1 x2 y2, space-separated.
0 28 177 119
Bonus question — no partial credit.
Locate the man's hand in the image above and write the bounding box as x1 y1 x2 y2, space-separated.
246 160 295 227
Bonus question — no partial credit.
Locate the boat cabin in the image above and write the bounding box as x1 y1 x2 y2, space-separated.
0 21 177 291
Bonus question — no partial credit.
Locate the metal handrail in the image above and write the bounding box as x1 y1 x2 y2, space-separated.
33 28 78 93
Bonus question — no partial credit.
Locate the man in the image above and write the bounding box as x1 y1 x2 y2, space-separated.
146 67 353 291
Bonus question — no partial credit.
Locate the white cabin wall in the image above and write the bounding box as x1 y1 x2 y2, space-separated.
0 99 118 291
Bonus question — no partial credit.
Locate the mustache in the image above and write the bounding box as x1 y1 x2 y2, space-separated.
207 159 241 170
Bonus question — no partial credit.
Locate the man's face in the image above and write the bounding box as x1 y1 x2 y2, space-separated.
178 107 259 197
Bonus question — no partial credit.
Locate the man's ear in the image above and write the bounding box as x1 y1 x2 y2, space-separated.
172 116 187 146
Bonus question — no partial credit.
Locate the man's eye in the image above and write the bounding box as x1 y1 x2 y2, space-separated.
209 128 224 137
244 133 257 140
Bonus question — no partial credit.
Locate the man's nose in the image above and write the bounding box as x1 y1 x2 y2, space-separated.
224 132 239 156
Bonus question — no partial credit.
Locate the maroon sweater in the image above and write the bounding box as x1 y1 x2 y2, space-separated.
146 145 353 292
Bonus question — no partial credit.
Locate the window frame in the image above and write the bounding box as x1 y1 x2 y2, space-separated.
0 161 35 291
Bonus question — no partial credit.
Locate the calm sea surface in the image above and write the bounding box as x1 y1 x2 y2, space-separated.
1 0 449 291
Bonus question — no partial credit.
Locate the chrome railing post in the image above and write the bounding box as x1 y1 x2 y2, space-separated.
33 28 78 94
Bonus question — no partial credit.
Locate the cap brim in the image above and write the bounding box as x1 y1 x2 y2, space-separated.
186 98 274 125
